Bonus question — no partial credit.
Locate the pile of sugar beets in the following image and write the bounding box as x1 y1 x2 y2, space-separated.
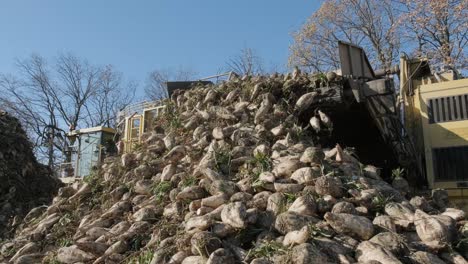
0 111 61 240
1 71 467 264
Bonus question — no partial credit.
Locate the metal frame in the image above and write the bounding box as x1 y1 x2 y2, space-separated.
338 41 375 79
338 42 424 185
120 103 166 152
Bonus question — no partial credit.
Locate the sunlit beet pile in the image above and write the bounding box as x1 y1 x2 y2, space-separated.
1 72 467 264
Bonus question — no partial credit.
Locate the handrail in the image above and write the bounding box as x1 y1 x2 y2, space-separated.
118 100 163 118
199 71 234 81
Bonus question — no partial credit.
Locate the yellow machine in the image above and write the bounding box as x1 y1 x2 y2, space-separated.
401 58 468 207
336 42 467 207
117 80 217 152
116 101 166 153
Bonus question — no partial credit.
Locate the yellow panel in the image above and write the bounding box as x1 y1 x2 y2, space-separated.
446 189 463 197
426 121 468 148
419 78 468 95
434 181 464 189
416 79 468 188
123 115 142 153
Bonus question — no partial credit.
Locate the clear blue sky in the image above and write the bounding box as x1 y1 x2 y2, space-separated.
0 1 319 96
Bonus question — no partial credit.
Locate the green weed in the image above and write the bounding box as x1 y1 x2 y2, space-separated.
247 241 289 260
308 223 333 238
392 167 405 179
42 255 60 264
284 193 298 204
161 101 182 131
251 178 265 190
152 181 172 202
340 175 365 191
214 148 232 175
371 193 394 215
252 152 272 172
180 176 198 188
57 237 73 247
126 249 154 264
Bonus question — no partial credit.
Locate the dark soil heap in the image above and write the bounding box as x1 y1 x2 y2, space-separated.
0 110 62 238
0 74 467 264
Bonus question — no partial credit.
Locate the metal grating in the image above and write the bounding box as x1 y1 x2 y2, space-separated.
433 146 468 182
428 94 468 123
118 100 164 118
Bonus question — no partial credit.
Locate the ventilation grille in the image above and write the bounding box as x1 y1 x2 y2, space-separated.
428 94 468 123
433 146 468 182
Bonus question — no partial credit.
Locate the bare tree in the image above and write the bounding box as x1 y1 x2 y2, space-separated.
290 0 467 72
226 47 264 75
289 0 401 72
83 65 136 127
0 53 136 168
0 55 66 167
53 53 101 130
399 0 468 69
144 67 197 100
